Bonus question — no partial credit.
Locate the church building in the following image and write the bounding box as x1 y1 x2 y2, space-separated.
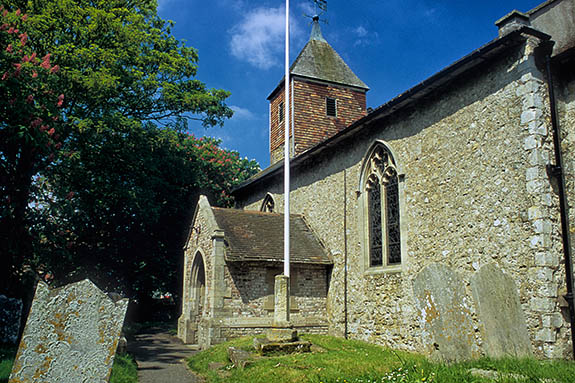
179 0 575 360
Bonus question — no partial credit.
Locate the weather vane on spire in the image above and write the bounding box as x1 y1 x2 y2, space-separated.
306 0 328 22
313 0 327 13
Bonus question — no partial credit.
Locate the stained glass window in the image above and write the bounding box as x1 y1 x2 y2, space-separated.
364 144 402 269
368 178 383 267
385 171 401 264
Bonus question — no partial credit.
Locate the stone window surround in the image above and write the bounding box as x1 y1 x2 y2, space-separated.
260 192 276 212
358 140 407 275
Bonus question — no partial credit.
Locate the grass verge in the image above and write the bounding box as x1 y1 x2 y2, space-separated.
0 344 137 383
0 345 16 383
109 353 139 383
187 334 575 383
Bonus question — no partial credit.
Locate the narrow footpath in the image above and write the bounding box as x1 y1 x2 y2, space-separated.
128 327 200 383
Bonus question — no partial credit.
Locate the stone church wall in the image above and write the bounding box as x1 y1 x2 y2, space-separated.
222 262 328 319
558 66 575 328
216 263 329 339
239 38 572 358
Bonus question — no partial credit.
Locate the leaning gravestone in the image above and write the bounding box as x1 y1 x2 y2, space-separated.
412 263 477 362
0 295 22 344
9 279 128 383
471 263 531 357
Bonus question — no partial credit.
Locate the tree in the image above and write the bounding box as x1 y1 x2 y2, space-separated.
35 128 258 313
16 0 232 127
0 6 67 294
0 0 246 302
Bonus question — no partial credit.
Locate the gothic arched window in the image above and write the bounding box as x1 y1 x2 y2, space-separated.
261 193 275 213
363 144 401 268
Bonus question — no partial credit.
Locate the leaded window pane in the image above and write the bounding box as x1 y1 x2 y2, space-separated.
386 173 401 264
368 179 383 267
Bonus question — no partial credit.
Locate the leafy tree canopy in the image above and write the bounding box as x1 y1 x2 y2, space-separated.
35 128 258 308
18 0 232 127
0 0 259 308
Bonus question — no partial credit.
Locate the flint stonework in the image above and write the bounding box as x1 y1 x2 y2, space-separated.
413 263 477 362
9 279 128 383
471 263 532 357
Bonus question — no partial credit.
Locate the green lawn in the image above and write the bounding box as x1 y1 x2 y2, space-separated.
0 345 137 383
109 353 139 383
187 334 575 383
0 346 16 383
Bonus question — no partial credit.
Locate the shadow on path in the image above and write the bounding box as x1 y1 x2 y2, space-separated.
128 326 200 383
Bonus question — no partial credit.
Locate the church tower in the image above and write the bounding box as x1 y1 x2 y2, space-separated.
268 16 369 164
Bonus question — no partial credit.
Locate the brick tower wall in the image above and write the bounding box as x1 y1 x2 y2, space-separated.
270 78 366 164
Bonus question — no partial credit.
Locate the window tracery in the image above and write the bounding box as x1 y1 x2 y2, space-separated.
364 145 401 268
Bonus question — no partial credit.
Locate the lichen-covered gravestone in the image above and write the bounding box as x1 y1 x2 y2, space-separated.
412 263 477 362
471 263 531 357
0 295 22 344
9 279 128 383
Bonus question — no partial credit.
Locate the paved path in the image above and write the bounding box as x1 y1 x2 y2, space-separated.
128 327 200 383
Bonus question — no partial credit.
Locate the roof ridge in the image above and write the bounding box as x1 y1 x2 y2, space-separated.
211 207 302 218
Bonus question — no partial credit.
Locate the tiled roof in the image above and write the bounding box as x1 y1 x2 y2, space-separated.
290 38 368 90
267 18 368 100
211 208 332 265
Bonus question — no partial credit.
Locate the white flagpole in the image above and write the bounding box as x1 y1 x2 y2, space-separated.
283 0 290 278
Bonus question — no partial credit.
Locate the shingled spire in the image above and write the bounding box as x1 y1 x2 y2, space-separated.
310 15 327 42
290 16 368 89
268 16 369 164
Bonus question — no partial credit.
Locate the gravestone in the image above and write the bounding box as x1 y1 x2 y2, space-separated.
9 279 128 383
470 263 531 357
0 295 22 344
412 263 477 362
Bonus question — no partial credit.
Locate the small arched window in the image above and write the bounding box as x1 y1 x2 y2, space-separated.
261 193 275 213
363 144 401 268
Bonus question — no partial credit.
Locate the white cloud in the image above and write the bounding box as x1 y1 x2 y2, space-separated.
351 25 379 47
297 1 315 17
230 105 256 120
354 26 368 38
229 6 303 70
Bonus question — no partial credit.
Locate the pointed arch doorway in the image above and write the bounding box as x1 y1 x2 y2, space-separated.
188 251 206 344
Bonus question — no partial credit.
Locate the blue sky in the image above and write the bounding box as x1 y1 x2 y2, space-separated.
157 0 544 168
